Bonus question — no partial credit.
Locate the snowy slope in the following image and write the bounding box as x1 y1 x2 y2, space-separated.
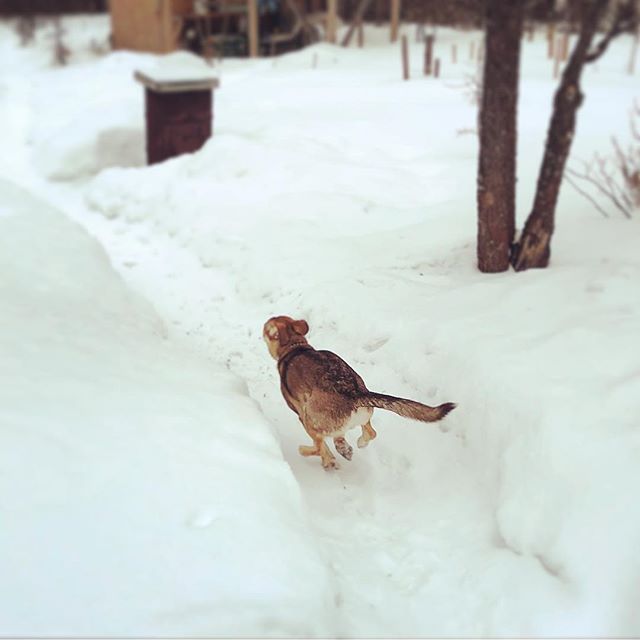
0 180 333 637
1 14 640 637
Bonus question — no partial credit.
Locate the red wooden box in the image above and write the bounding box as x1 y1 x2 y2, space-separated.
135 70 220 165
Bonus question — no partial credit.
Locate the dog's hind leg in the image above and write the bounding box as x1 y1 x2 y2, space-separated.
334 436 353 461
357 420 377 448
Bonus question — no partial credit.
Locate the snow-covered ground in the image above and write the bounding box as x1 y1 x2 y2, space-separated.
1 14 640 637
0 180 334 637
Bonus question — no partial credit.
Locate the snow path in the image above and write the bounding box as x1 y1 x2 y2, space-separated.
43 184 572 637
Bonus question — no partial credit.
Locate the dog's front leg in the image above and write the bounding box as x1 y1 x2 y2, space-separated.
298 415 339 470
298 438 338 470
318 439 338 469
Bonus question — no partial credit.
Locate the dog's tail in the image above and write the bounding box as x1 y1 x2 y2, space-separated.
359 392 456 423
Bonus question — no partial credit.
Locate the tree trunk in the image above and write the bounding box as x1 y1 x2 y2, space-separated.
476 0 523 273
511 0 608 271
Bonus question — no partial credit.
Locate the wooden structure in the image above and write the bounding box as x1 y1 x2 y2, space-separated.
109 0 260 56
110 0 191 53
135 69 219 165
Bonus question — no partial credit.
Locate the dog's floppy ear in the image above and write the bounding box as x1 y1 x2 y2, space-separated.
264 321 279 341
292 319 309 336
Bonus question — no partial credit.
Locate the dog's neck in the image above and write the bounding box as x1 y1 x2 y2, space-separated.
277 340 313 362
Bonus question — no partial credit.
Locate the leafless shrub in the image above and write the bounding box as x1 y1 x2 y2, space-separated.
566 101 640 218
461 68 482 106
15 16 36 46
89 37 109 56
51 17 71 66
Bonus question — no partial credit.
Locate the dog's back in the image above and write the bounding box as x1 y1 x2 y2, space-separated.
279 348 370 436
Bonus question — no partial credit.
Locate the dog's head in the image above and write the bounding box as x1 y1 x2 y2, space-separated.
263 316 310 360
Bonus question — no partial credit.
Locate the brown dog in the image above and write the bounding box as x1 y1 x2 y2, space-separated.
263 315 456 469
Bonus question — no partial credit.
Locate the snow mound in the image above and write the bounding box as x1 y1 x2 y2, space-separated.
0 179 333 637
35 104 145 180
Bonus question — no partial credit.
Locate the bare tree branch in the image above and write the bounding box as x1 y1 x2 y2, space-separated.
565 171 610 217
567 162 633 218
586 1 639 63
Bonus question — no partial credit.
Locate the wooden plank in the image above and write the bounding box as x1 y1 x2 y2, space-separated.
341 0 373 47
326 0 337 43
247 0 259 57
390 0 400 43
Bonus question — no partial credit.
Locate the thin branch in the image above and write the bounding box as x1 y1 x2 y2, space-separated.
631 101 640 141
612 136 631 181
566 164 633 218
586 1 638 63
565 171 610 217
594 153 634 209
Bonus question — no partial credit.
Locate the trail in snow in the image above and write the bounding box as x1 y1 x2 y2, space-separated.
48 186 571 637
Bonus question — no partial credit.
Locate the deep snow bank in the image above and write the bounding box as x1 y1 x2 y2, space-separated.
0 180 333 637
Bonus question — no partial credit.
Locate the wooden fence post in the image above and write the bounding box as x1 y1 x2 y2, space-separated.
327 0 337 43
390 0 400 43
424 33 434 75
629 26 639 74
553 34 561 78
547 21 555 58
247 0 259 57
402 34 409 80
561 28 569 61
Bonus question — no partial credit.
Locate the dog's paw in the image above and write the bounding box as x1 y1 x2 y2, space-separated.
322 458 339 471
357 434 370 448
334 437 353 461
